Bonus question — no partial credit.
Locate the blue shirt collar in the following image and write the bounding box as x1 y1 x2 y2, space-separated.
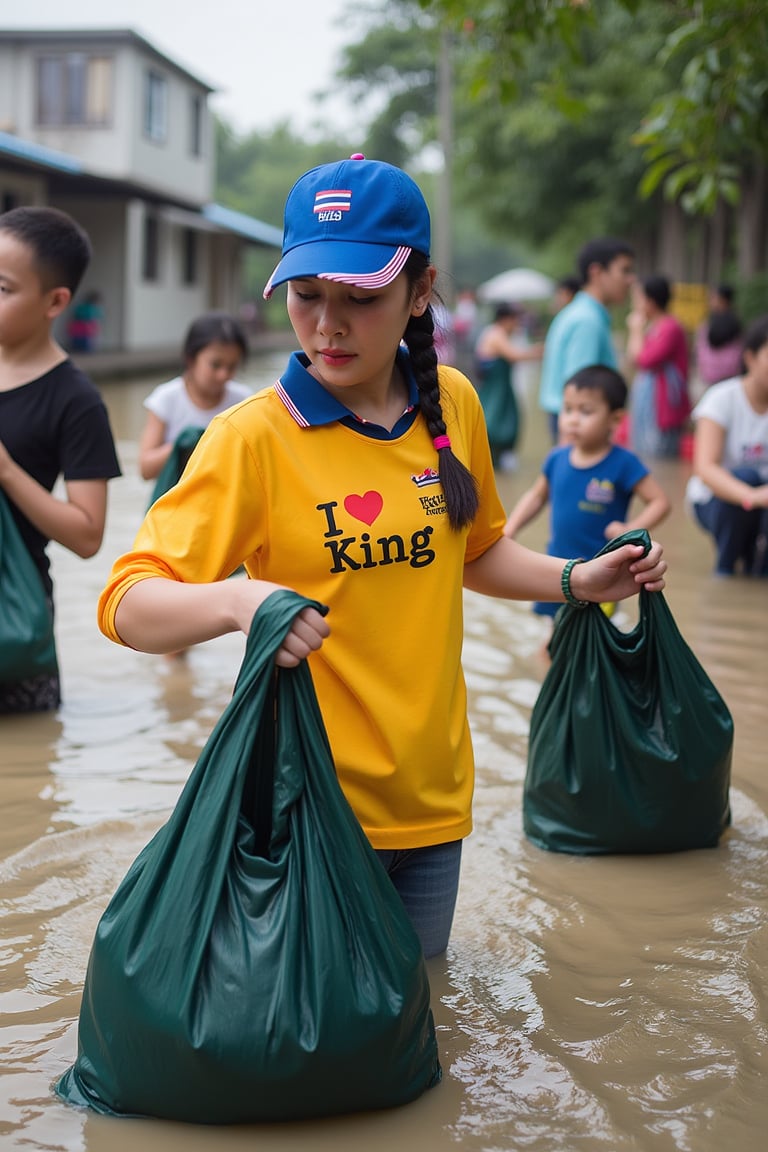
273 347 420 439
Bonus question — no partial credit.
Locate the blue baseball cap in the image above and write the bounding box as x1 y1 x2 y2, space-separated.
263 154 431 299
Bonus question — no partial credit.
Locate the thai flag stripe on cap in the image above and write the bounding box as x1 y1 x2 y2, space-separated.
314 188 352 213
318 246 412 288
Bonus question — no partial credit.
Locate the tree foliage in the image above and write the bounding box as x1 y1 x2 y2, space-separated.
633 1 768 213
213 1 768 293
215 120 356 307
335 7 439 167
332 0 678 273
421 0 768 215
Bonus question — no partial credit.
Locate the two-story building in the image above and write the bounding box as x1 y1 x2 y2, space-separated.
0 27 282 354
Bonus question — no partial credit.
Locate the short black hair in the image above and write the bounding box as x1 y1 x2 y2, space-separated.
182 311 249 364
557 275 581 295
493 302 522 322
708 310 742 348
742 314 768 359
565 364 628 411
576 237 635 283
642 274 671 311
714 283 735 305
0 205 91 294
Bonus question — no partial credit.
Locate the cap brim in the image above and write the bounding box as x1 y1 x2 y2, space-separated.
263 242 412 299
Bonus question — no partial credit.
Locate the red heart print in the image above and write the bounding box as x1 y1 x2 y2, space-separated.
344 491 383 525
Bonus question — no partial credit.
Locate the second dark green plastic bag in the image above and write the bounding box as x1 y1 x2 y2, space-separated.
524 530 733 855
56 590 441 1123
147 425 204 509
0 491 58 684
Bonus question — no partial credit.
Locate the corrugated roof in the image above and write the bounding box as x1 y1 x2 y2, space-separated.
0 133 281 249
203 202 282 248
0 129 83 173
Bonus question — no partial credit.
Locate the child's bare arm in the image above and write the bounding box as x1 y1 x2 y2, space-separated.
138 411 174 480
502 474 550 538
0 441 108 557
605 473 671 540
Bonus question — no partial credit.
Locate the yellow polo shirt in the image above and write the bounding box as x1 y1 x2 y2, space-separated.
99 359 505 848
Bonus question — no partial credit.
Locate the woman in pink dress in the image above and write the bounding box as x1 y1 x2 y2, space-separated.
625 275 690 458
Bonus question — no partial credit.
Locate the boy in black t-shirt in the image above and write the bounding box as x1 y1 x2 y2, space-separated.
0 206 121 712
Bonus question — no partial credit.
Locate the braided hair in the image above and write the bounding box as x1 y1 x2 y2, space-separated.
401 252 479 531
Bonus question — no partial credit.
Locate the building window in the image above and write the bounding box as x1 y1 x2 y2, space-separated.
143 214 159 281
1 192 18 213
190 93 203 156
144 70 168 143
36 53 112 126
182 229 198 285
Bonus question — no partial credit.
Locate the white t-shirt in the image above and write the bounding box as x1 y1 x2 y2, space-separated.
143 376 252 444
686 375 768 505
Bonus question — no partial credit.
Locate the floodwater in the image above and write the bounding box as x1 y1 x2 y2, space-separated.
1 355 767 1151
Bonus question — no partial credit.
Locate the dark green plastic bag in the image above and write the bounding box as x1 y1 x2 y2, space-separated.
0 491 58 684
524 529 733 854
477 360 519 457
56 590 441 1124
147 425 204 509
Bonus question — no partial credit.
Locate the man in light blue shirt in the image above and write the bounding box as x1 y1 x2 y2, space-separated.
540 237 635 442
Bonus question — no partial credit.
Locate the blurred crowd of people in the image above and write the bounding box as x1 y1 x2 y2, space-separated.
445 244 767 583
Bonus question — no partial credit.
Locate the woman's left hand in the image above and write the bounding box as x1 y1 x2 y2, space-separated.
570 541 666 604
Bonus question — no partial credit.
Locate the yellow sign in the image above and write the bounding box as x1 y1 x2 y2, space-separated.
671 283 709 332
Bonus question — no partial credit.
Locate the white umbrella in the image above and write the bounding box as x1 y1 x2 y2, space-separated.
477 267 556 303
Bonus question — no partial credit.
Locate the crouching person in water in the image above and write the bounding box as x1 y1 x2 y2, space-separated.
97 156 667 957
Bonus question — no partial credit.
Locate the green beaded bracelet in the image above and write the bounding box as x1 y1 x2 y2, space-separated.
561 558 589 608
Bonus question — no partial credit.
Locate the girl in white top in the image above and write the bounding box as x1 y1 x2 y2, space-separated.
687 313 768 575
139 312 251 481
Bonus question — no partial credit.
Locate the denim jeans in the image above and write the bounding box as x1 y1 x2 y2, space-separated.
693 466 768 575
547 411 560 445
375 840 463 959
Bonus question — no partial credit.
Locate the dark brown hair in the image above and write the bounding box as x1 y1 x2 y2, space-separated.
182 311 248 365
401 252 479 531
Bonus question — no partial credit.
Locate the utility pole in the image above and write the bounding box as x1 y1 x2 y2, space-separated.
435 28 454 307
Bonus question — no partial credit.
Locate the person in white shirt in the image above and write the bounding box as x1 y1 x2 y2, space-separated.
687 313 768 575
139 312 251 482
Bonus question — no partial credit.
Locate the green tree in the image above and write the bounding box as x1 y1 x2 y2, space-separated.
336 4 439 167
423 0 768 219
214 119 355 311
332 1 678 278
334 0 767 281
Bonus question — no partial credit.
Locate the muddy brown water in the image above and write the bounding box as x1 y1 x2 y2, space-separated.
1 358 766 1151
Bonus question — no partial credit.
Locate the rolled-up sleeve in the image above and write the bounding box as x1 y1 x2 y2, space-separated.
97 410 266 643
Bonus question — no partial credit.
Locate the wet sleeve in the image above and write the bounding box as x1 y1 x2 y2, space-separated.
97 414 266 643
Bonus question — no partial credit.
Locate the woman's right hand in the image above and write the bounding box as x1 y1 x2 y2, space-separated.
111 576 330 663
230 580 330 667
274 605 330 667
